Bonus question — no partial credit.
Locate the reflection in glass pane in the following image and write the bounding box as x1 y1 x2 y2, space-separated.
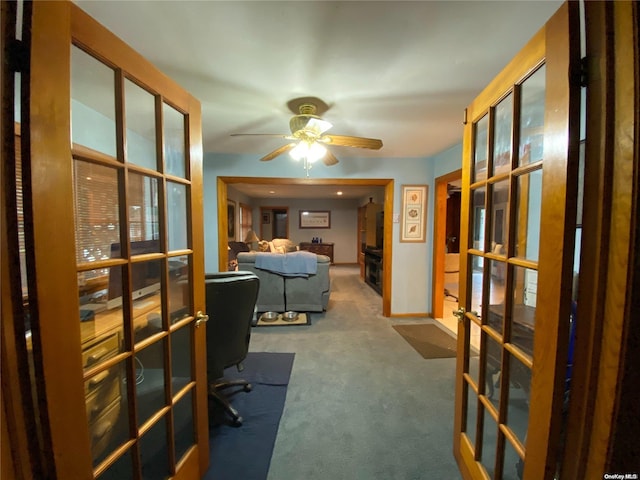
507 353 531 446
470 321 482 356
468 319 480 387
125 79 157 170
472 188 486 252
167 182 188 251
515 169 543 262
71 46 116 157
79 267 124 369
519 65 546 166
511 266 537 357
174 390 195 463
130 258 162 309
480 408 498 478
169 255 190 324
140 417 170 480
469 261 484 319
128 173 160 243
503 437 525 480
86 360 129 467
98 449 133 480
171 324 192 394
464 383 478 450
73 160 120 265
487 260 506 335
484 334 502 410
474 114 488 182
490 180 509 255
15 72 21 123
163 103 186 178
136 340 167 427
493 93 513 176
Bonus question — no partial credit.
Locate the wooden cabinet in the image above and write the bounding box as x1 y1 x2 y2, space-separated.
299 242 334 264
81 332 122 461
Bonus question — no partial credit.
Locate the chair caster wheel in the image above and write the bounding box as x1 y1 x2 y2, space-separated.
244 383 252 392
231 417 243 427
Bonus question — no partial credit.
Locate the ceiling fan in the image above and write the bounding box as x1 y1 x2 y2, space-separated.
230 97 383 172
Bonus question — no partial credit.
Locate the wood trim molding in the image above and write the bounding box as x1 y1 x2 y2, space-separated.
217 176 394 316
431 169 462 319
562 2 639 477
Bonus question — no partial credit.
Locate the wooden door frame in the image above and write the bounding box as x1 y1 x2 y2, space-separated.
258 206 289 240
16 2 208 478
453 3 581 478
562 1 639 477
218 176 394 317
431 169 462 319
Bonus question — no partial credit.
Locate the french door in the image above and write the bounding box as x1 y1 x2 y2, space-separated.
22 2 208 478
453 3 580 479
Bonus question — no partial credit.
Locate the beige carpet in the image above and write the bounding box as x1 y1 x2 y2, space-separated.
256 312 310 327
393 323 458 359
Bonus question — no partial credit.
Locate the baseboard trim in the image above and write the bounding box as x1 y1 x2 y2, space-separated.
389 312 430 318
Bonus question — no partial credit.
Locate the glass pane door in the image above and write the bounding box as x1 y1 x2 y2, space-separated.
67 17 204 478
454 3 580 479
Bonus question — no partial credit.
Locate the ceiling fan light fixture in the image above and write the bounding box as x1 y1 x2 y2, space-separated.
307 142 327 163
289 141 327 163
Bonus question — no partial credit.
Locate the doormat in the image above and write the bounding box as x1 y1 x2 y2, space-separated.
393 323 458 359
256 312 310 327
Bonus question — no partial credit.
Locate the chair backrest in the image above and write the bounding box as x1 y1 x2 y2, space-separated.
204 271 260 381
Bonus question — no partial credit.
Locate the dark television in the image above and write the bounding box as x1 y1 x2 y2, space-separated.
107 239 162 310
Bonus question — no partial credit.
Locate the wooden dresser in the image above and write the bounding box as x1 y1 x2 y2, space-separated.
299 242 334 264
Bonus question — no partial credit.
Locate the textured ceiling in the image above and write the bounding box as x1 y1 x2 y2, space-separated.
75 0 563 163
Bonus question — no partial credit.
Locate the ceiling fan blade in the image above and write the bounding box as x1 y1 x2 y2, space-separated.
322 149 339 166
321 135 383 150
260 143 297 162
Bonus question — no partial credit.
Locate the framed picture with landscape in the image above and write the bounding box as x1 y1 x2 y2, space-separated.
400 185 428 243
299 210 331 228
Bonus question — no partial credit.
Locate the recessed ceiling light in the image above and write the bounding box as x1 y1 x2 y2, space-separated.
336 191 343 196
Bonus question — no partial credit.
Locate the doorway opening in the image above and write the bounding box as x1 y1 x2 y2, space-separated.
259 206 289 240
217 176 394 317
431 169 462 334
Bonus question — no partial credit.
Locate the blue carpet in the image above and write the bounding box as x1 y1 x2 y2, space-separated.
205 352 295 480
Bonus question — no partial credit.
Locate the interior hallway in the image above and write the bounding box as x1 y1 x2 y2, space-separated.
248 265 462 480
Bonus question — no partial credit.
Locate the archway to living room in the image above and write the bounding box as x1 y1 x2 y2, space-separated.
217 176 394 317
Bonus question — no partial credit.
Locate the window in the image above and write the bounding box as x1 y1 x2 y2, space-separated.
239 203 253 242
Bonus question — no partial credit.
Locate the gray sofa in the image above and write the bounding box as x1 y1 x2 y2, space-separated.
237 251 331 313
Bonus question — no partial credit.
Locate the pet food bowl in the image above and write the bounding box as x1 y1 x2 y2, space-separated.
282 311 299 322
260 311 279 322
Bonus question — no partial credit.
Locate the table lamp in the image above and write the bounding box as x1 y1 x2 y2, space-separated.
244 229 260 250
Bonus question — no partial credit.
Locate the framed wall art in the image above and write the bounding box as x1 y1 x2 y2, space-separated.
227 199 236 240
299 210 331 228
400 185 428 243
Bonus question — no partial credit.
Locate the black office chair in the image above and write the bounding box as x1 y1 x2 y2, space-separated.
205 271 260 426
